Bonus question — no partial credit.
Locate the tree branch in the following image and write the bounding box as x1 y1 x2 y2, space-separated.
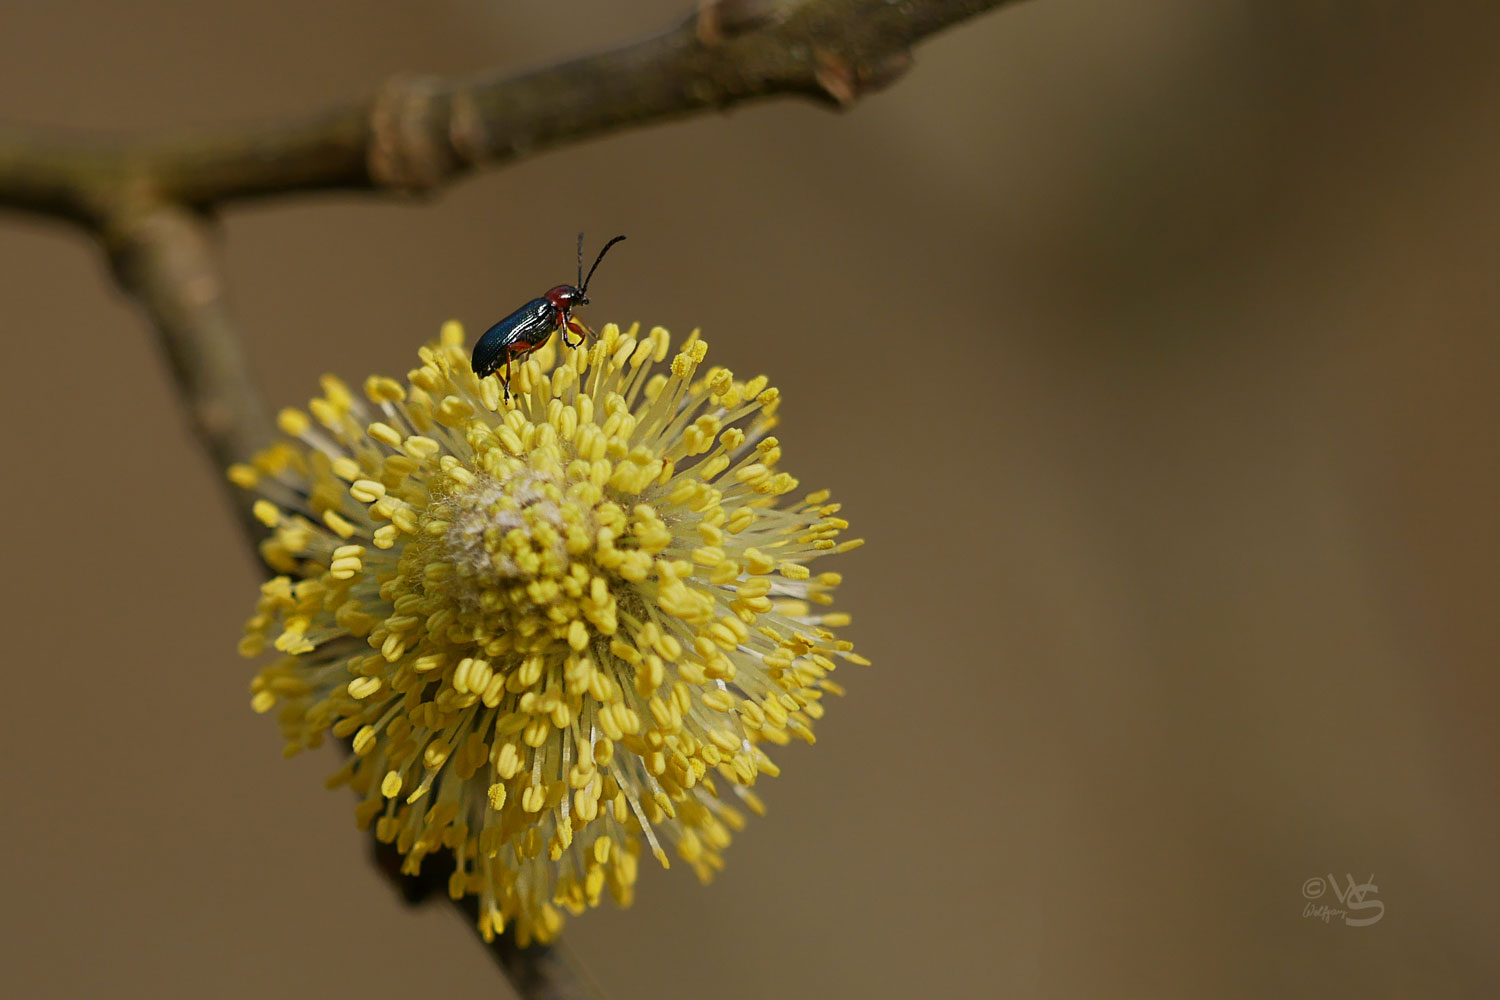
374 837 606 1000
0 0 1025 215
102 203 276 549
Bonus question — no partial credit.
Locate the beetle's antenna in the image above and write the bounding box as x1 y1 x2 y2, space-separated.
576 232 585 288
581 234 627 294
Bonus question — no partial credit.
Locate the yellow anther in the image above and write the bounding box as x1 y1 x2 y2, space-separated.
322 509 357 538
276 408 311 436
350 479 385 502
367 422 403 449
348 676 382 700
227 464 259 488
365 375 406 403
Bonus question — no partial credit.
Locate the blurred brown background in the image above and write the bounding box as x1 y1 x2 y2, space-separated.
2 1 1497 997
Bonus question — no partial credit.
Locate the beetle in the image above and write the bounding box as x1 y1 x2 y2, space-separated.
471 232 628 400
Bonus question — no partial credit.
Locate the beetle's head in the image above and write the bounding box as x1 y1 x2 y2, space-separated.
544 284 584 311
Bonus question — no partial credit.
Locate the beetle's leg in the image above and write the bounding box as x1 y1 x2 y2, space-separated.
555 311 577 349
560 317 586 349
568 317 595 343
501 358 512 402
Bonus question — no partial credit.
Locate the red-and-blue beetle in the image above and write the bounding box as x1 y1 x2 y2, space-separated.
471 233 627 400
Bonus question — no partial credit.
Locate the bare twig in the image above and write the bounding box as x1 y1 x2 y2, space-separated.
102 203 275 549
373 838 606 1000
0 1 1030 996
463 909 608 1000
0 0 1024 215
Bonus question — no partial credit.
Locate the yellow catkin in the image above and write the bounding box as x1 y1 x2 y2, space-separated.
237 321 862 945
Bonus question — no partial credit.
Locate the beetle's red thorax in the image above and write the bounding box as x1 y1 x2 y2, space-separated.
544 285 579 312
